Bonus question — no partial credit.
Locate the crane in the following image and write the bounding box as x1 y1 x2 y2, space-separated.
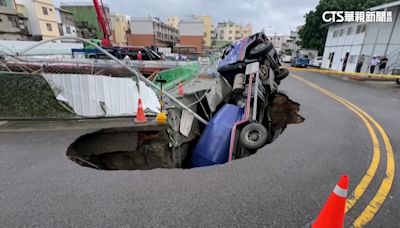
93 0 112 47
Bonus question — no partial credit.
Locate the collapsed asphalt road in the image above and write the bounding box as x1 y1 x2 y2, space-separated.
0 71 399 227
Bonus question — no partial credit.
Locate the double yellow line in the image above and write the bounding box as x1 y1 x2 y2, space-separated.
291 73 395 227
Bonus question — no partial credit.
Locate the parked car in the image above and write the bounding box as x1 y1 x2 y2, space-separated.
310 56 323 68
290 55 310 68
281 54 292 63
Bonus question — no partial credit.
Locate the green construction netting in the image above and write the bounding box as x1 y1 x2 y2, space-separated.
154 63 200 91
0 72 75 119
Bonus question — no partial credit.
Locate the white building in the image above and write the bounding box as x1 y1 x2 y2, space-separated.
267 34 290 53
265 26 306 56
55 8 77 38
288 26 302 52
321 1 400 73
167 16 179 29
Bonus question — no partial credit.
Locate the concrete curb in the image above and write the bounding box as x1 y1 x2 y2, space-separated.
287 67 400 81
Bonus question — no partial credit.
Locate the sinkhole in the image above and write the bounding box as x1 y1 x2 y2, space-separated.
66 126 193 170
66 94 304 171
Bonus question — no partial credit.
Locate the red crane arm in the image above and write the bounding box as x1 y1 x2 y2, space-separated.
93 0 112 46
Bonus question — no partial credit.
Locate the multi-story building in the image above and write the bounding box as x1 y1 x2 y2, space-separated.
215 21 253 43
178 17 204 54
128 17 179 48
0 0 30 40
197 16 212 48
111 13 129 46
60 2 110 40
268 34 291 53
15 0 59 40
55 7 77 37
288 26 302 52
240 22 252 39
167 16 179 29
211 25 228 48
168 15 212 49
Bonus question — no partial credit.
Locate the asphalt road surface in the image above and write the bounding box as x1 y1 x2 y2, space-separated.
1 70 399 227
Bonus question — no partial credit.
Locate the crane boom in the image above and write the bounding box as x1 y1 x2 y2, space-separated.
93 0 112 47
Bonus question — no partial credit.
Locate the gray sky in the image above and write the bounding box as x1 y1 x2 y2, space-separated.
56 0 319 34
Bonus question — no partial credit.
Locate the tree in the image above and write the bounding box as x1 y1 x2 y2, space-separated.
299 0 396 54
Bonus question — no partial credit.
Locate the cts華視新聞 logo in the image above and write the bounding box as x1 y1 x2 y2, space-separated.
322 11 393 23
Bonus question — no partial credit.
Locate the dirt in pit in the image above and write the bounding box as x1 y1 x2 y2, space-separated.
67 129 191 170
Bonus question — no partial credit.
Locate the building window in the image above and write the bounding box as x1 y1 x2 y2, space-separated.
347 27 353 35
333 30 338 38
66 26 71 34
356 25 361 34
0 0 6 6
229 30 232 34
46 23 52 31
42 7 48 15
356 24 367 34
9 17 18 28
339 29 344 36
361 24 367 33
228 36 232 40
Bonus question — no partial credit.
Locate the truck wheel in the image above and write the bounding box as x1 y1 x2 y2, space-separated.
275 68 289 81
396 79 400 84
248 42 273 59
239 123 268 150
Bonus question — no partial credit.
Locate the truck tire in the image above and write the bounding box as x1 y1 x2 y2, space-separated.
275 68 289 81
239 123 268 150
248 42 273 59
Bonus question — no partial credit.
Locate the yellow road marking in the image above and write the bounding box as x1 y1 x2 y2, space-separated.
351 109 395 227
290 73 381 214
291 73 395 226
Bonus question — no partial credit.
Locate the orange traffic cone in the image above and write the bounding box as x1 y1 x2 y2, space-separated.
178 83 184 96
135 98 147 123
312 175 349 228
